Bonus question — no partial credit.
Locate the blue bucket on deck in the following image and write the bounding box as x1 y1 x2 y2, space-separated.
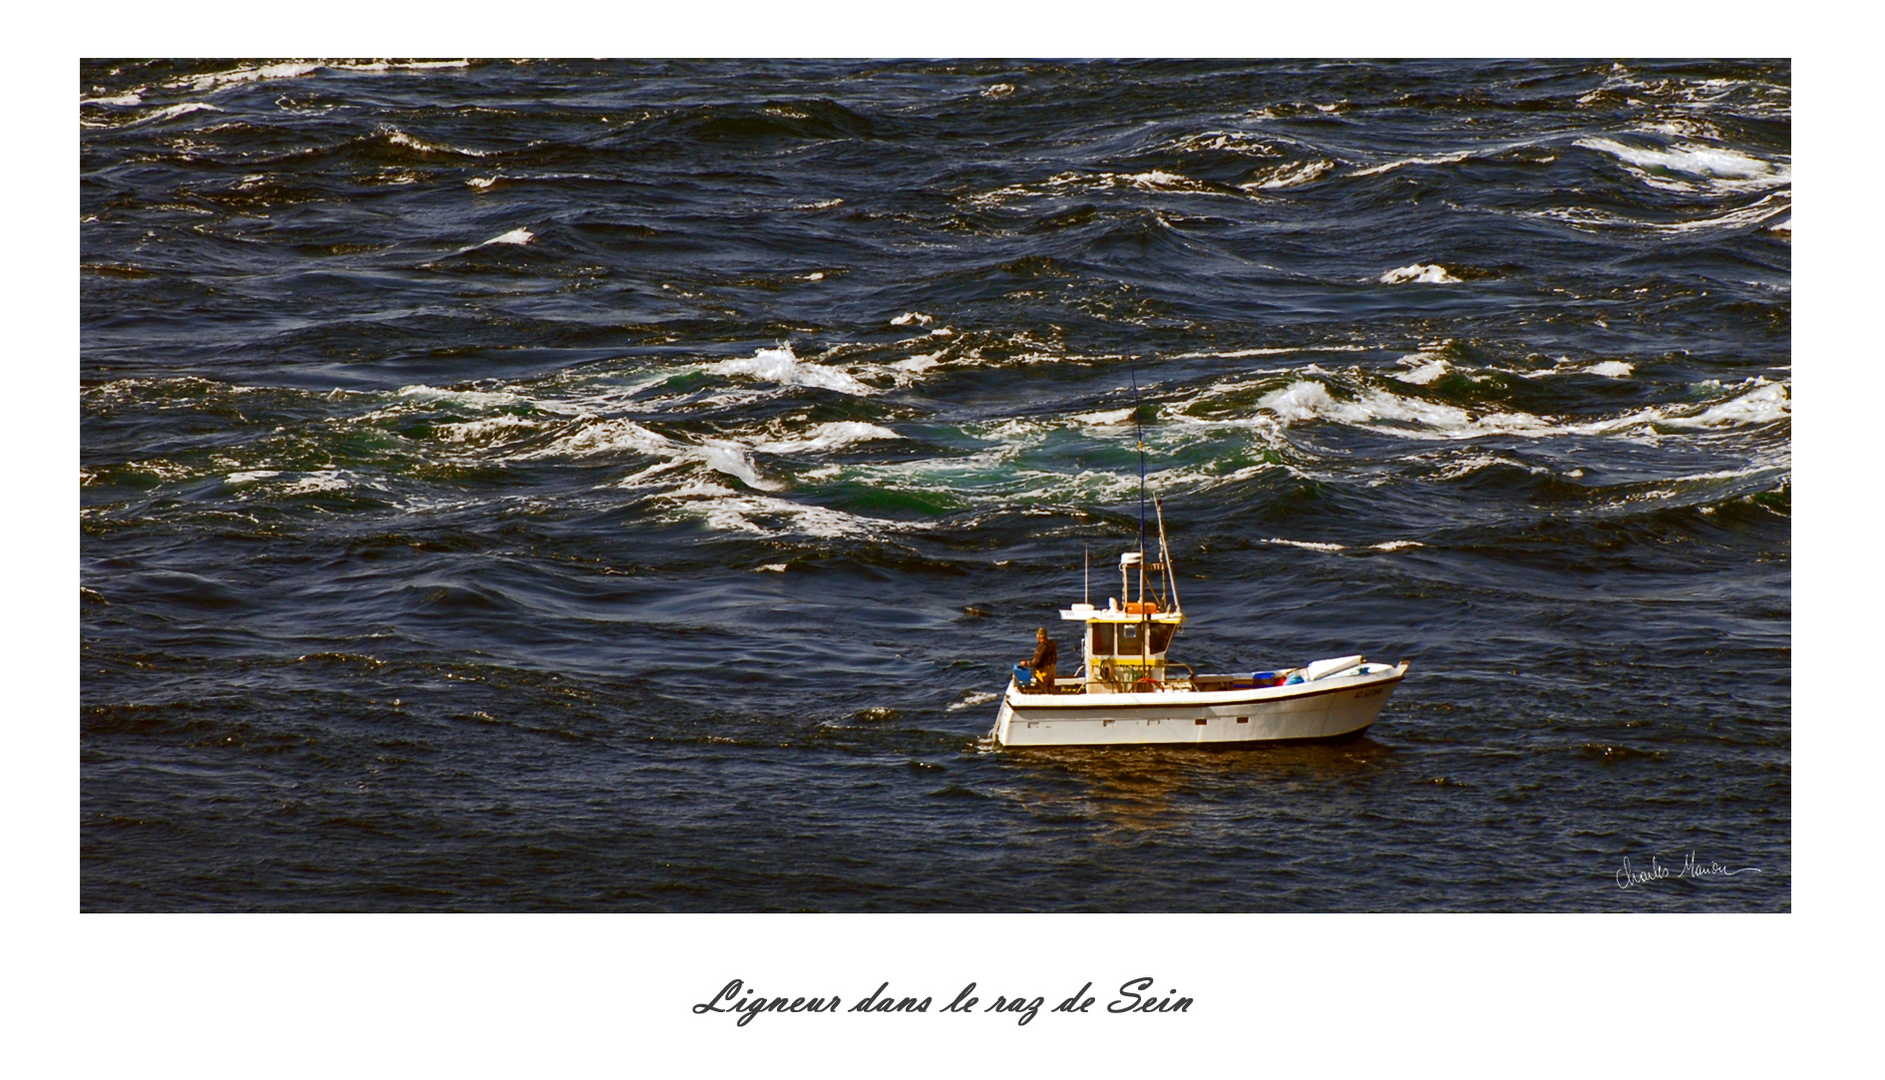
1012 663 1035 687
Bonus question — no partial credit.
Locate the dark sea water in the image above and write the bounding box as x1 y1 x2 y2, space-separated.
80 59 1790 911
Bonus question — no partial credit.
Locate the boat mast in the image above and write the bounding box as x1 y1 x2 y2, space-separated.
1131 360 1146 607
1131 361 1152 677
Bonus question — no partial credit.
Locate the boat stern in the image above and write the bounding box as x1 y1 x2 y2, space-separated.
991 683 1019 745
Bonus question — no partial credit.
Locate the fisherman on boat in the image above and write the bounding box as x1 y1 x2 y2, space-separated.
1021 627 1058 693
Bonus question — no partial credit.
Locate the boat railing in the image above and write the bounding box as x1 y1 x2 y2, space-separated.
1151 662 1194 690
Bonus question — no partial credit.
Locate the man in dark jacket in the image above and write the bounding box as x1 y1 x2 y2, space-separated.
1025 627 1058 692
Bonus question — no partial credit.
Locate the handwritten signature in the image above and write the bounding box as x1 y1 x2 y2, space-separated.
1616 851 1763 889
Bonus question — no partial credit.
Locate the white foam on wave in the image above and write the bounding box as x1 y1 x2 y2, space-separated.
83 376 267 403
1637 117 1726 142
225 470 280 485
1380 263 1461 285
175 61 324 93
1168 131 1279 156
1258 382 1346 423
282 470 350 494
1242 159 1335 190
1254 376 1789 441
1350 151 1472 178
1265 538 1345 552
1575 137 1788 192
385 127 490 157
1660 380 1789 429
1169 344 1369 361
169 59 470 94
397 384 530 409
434 415 536 442
337 60 472 75
478 227 534 247
510 416 783 492
1660 198 1794 234
708 343 875 396
655 479 894 538
82 88 145 107
518 417 673 459
1586 361 1634 378
1393 353 1452 384
124 458 196 483
693 443 778 490
796 411 1297 507
1428 452 1553 481
1522 357 1571 381
1260 380 1507 434
967 167 1227 207
750 421 900 454
128 102 223 126
1073 407 1137 427
1372 540 1424 551
890 350 945 384
948 691 1001 712
1579 65 1789 120
1123 169 1206 192
1526 190 1790 236
890 312 933 327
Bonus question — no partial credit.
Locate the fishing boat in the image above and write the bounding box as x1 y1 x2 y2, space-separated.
991 503 1409 747
990 369 1408 748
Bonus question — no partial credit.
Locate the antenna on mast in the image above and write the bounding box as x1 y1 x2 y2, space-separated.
1154 496 1180 616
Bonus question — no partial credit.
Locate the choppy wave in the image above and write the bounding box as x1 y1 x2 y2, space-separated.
1380 264 1460 285
707 343 876 395
750 421 901 454
1242 159 1335 190
966 167 1235 208
1575 136 1789 195
165 59 472 95
128 102 224 127
384 126 492 158
397 384 534 410
653 480 905 538
1243 376 1788 441
1350 151 1473 178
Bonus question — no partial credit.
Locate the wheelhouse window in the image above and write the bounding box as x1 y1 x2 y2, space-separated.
1091 619 1177 658
1149 622 1175 654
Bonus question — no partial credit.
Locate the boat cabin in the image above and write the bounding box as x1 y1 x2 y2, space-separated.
1058 549 1188 693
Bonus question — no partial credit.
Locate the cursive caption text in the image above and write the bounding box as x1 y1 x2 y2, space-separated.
692 977 1191 1027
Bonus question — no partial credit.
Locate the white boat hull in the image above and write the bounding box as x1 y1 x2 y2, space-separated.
992 662 1409 748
